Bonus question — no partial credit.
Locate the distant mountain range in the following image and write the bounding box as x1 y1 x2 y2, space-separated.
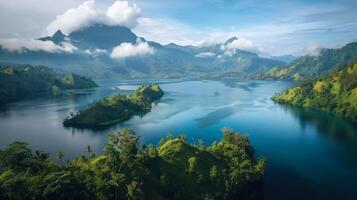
257 42 357 80
0 24 287 78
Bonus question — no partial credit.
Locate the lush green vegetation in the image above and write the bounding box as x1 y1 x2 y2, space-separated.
0 128 265 200
273 61 357 122
0 64 97 105
259 42 357 80
63 84 164 128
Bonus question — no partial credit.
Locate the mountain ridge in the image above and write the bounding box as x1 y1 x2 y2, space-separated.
257 42 357 80
0 24 286 78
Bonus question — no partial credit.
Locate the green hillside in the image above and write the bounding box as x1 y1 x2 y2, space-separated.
273 61 357 121
63 84 164 128
260 42 357 80
0 64 97 104
0 128 265 200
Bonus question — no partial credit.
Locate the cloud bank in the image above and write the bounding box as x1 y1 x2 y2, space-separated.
0 38 77 53
195 52 215 58
220 37 268 57
45 0 141 36
110 40 154 59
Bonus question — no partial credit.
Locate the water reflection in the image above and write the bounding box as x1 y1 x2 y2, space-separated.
280 104 357 168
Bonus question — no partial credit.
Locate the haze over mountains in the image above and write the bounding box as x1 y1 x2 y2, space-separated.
0 24 288 78
259 42 357 80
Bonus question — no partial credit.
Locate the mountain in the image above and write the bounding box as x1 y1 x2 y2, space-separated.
0 64 97 105
0 24 285 78
38 30 67 45
273 60 357 122
260 42 357 80
270 55 297 63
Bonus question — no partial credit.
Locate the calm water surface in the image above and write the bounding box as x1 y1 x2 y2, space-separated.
1 78 357 200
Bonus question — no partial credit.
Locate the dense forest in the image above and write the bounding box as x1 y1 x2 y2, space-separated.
63 84 164 128
0 128 265 200
257 42 357 80
273 60 357 122
0 64 97 105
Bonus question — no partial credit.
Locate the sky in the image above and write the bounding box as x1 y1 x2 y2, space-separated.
0 0 356 56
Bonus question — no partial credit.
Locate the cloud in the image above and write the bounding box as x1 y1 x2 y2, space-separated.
44 0 141 36
0 38 77 53
225 38 254 51
110 40 154 59
83 48 108 55
106 1 141 27
195 52 215 58
303 43 321 57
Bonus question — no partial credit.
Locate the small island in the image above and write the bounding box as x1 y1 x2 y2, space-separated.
63 84 164 128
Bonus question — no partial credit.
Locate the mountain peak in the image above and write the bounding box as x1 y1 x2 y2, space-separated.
38 30 66 44
52 30 66 41
68 24 138 50
224 36 238 45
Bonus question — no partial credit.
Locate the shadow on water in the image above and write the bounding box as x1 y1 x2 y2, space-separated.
279 104 357 168
264 160 340 200
195 107 235 128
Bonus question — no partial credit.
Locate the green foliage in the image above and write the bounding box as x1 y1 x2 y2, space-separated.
63 84 164 128
273 61 357 122
0 128 265 200
0 64 97 104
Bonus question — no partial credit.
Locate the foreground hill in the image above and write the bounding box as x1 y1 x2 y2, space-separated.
0 64 97 105
0 24 285 78
273 61 357 122
63 84 164 128
259 42 357 80
0 128 265 200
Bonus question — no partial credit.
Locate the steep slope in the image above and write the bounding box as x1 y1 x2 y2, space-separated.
262 42 357 80
273 60 357 122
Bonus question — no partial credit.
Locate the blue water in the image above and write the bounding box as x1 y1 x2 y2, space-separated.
1 78 357 199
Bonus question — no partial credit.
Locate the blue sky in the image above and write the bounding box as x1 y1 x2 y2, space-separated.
0 0 356 55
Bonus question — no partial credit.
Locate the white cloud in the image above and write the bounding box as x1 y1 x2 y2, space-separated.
94 48 107 54
223 37 268 56
195 52 215 58
110 40 154 59
303 43 321 57
106 1 141 27
83 48 108 55
44 0 141 36
0 38 77 53
226 38 254 51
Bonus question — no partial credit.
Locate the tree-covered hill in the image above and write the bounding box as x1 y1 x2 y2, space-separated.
0 128 265 200
63 84 164 128
273 61 357 122
0 64 97 105
259 42 357 80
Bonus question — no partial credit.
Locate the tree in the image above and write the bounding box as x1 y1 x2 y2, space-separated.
56 152 64 160
0 141 33 171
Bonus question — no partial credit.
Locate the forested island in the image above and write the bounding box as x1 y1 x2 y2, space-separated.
273 61 357 122
0 64 97 105
0 128 265 200
63 84 164 128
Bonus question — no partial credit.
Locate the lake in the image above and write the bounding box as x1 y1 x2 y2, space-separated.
1 78 357 200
